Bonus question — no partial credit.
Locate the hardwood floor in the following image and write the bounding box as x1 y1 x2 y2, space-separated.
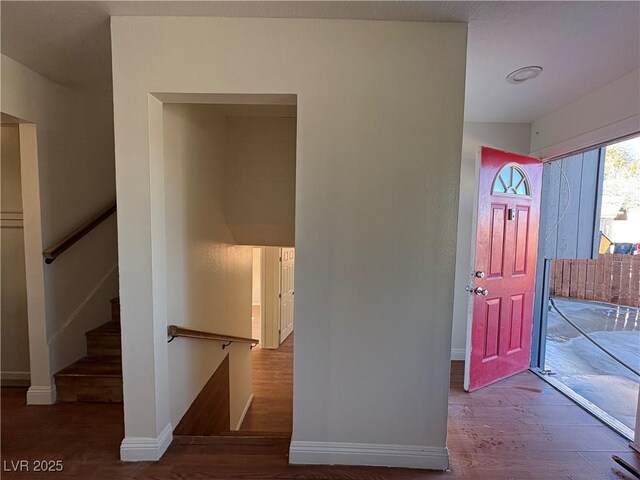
2 339 639 479
447 362 638 479
240 334 293 432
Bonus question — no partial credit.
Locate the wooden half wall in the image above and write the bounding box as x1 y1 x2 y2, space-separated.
173 355 230 436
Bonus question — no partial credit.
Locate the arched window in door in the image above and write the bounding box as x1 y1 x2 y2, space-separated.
492 163 531 196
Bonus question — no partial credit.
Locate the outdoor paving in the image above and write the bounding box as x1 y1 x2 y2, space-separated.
545 296 640 431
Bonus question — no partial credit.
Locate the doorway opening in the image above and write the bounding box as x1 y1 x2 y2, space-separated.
1 120 30 388
0 113 50 405
252 247 295 350
159 97 296 440
534 136 640 440
252 247 262 344
243 246 295 433
463 147 543 392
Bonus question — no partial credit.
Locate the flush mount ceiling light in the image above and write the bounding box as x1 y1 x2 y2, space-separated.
506 66 543 84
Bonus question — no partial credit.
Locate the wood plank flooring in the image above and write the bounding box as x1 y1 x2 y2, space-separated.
2 337 638 479
240 334 293 432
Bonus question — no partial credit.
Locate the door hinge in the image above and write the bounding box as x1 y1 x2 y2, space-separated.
279 293 282 298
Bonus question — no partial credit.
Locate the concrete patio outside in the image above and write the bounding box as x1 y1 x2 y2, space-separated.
545 296 640 431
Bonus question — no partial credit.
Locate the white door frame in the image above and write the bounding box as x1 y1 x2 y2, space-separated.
260 246 281 349
279 247 294 343
463 148 482 391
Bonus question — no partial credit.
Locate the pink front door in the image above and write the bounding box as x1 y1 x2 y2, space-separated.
465 147 543 392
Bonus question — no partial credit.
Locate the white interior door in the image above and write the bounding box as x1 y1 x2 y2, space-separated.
279 247 294 343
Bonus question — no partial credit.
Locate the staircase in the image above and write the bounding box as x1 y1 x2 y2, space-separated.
54 298 123 403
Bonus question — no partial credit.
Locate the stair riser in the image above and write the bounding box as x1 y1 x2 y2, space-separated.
171 438 289 455
86 336 121 357
56 377 123 403
52 299 123 404
173 436 291 446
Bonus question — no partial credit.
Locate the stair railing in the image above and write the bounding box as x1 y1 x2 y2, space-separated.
43 201 117 264
167 325 259 350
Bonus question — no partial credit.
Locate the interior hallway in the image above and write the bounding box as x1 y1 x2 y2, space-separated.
2 346 639 479
240 334 293 432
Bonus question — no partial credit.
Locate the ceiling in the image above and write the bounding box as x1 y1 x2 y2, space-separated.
1 1 639 123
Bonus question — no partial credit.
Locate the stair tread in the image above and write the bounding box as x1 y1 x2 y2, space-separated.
55 356 122 378
218 430 291 438
55 297 123 404
172 435 291 448
86 321 121 336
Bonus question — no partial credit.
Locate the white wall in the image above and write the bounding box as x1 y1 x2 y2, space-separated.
111 17 466 468
450 122 532 359
1 124 30 385
1 55 119 403
163 104 253 431
531 69 640 159
226 116 296 246
1 125 23 211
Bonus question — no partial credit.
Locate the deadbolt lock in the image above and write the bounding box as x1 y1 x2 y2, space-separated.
475 271 485 278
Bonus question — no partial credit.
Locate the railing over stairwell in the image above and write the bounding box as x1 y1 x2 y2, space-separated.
167 325 259 350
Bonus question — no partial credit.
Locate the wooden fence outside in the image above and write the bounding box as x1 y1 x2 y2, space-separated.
550 254 640 308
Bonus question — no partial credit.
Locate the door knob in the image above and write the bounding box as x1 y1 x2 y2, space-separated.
474 287 489 296
475 271 485 278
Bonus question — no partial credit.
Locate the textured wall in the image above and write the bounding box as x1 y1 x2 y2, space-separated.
163 104 253 431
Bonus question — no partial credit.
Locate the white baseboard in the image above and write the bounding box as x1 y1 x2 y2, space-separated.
120 423 173 461
289 441 449 470
26 385 56 405
235 393 254 430
1 371 30 386
450 348 466 361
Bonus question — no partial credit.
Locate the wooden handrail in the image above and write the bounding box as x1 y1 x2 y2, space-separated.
167 325 259 349
43 202 116 264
